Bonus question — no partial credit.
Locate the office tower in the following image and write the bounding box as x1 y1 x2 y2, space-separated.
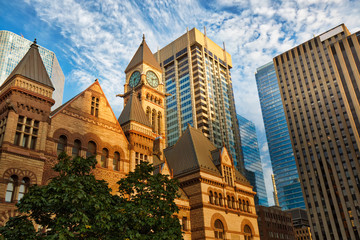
155 28 243 170
286 208 312 240
255 62 305 210
0 30 65 108
237 114 268 206
274 24 360 239
256 205 295 240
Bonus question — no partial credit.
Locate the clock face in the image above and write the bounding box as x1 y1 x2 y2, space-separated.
129 71 141 87
146 71 159 88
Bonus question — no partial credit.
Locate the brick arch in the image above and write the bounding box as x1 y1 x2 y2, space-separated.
69 133 86 148
83 132 103 154
3 168 38 185
0 209 20 227
240 219 256 235
101 143 114 154
52 128 72 141
210 213 228 231
21 170 37 185
112 146 126 159
42 177 54 185
3 168 22 181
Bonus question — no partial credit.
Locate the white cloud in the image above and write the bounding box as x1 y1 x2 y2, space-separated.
23 0 360 205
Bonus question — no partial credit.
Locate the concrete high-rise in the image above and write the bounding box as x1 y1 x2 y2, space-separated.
274 24 360 239
0 30 65 108
237 114 268 206
255 62 305 210
155 28 243 170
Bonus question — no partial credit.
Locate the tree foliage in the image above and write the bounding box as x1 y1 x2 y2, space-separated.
0 153 182 240
117 162 182 239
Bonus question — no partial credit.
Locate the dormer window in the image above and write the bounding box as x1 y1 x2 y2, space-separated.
223 166 233 186
91 97 99 117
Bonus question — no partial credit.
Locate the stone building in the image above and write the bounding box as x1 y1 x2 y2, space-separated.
256 205 295 240
0 37 259 239
286 208 312 240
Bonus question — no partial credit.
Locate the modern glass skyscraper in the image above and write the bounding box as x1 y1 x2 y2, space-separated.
255 62 305 210
274 24 360 239
0 30 65 108
237 114 268 206
155 28 244 170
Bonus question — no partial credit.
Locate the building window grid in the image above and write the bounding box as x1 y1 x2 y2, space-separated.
91 97 99 117
135 152 147 165
5 175 30 203
14 116 39 149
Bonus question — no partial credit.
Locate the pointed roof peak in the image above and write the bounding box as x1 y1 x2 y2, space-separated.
32 38 38 47
125 37 161 73
118 93 152 128
2 39 54 90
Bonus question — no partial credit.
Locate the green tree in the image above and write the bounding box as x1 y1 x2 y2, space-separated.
0 153 118 240
0 155 183 240
117 161 182 240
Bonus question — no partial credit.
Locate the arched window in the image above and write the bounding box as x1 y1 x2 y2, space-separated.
227 195 231 208
72 139 81 159
244 225 252 240
18 177 30 201
57 135 67 155
242 200 246 211
219 193 223 206
152 109 156 132
231 196 235 209
86 141 97 158
101 148 109 168
113 151 120 171
5 175 18 202
214 192 219 205
246 200 250 212
209 191 214 204
214 219 225 239
239 198 242 210
157 112 162 134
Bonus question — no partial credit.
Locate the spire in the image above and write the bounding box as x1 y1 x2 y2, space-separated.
2 39 54 89
125 36 161 73
118 92 151 128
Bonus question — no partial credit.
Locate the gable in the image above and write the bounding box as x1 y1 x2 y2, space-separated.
220 147 233 166
50 81 128 144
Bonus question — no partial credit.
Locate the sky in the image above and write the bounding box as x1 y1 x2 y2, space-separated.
1 0 360 206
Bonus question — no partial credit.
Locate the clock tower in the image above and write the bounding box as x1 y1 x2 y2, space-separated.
119 35 166 170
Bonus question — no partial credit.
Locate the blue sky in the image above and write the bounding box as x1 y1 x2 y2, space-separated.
1 0 360 205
